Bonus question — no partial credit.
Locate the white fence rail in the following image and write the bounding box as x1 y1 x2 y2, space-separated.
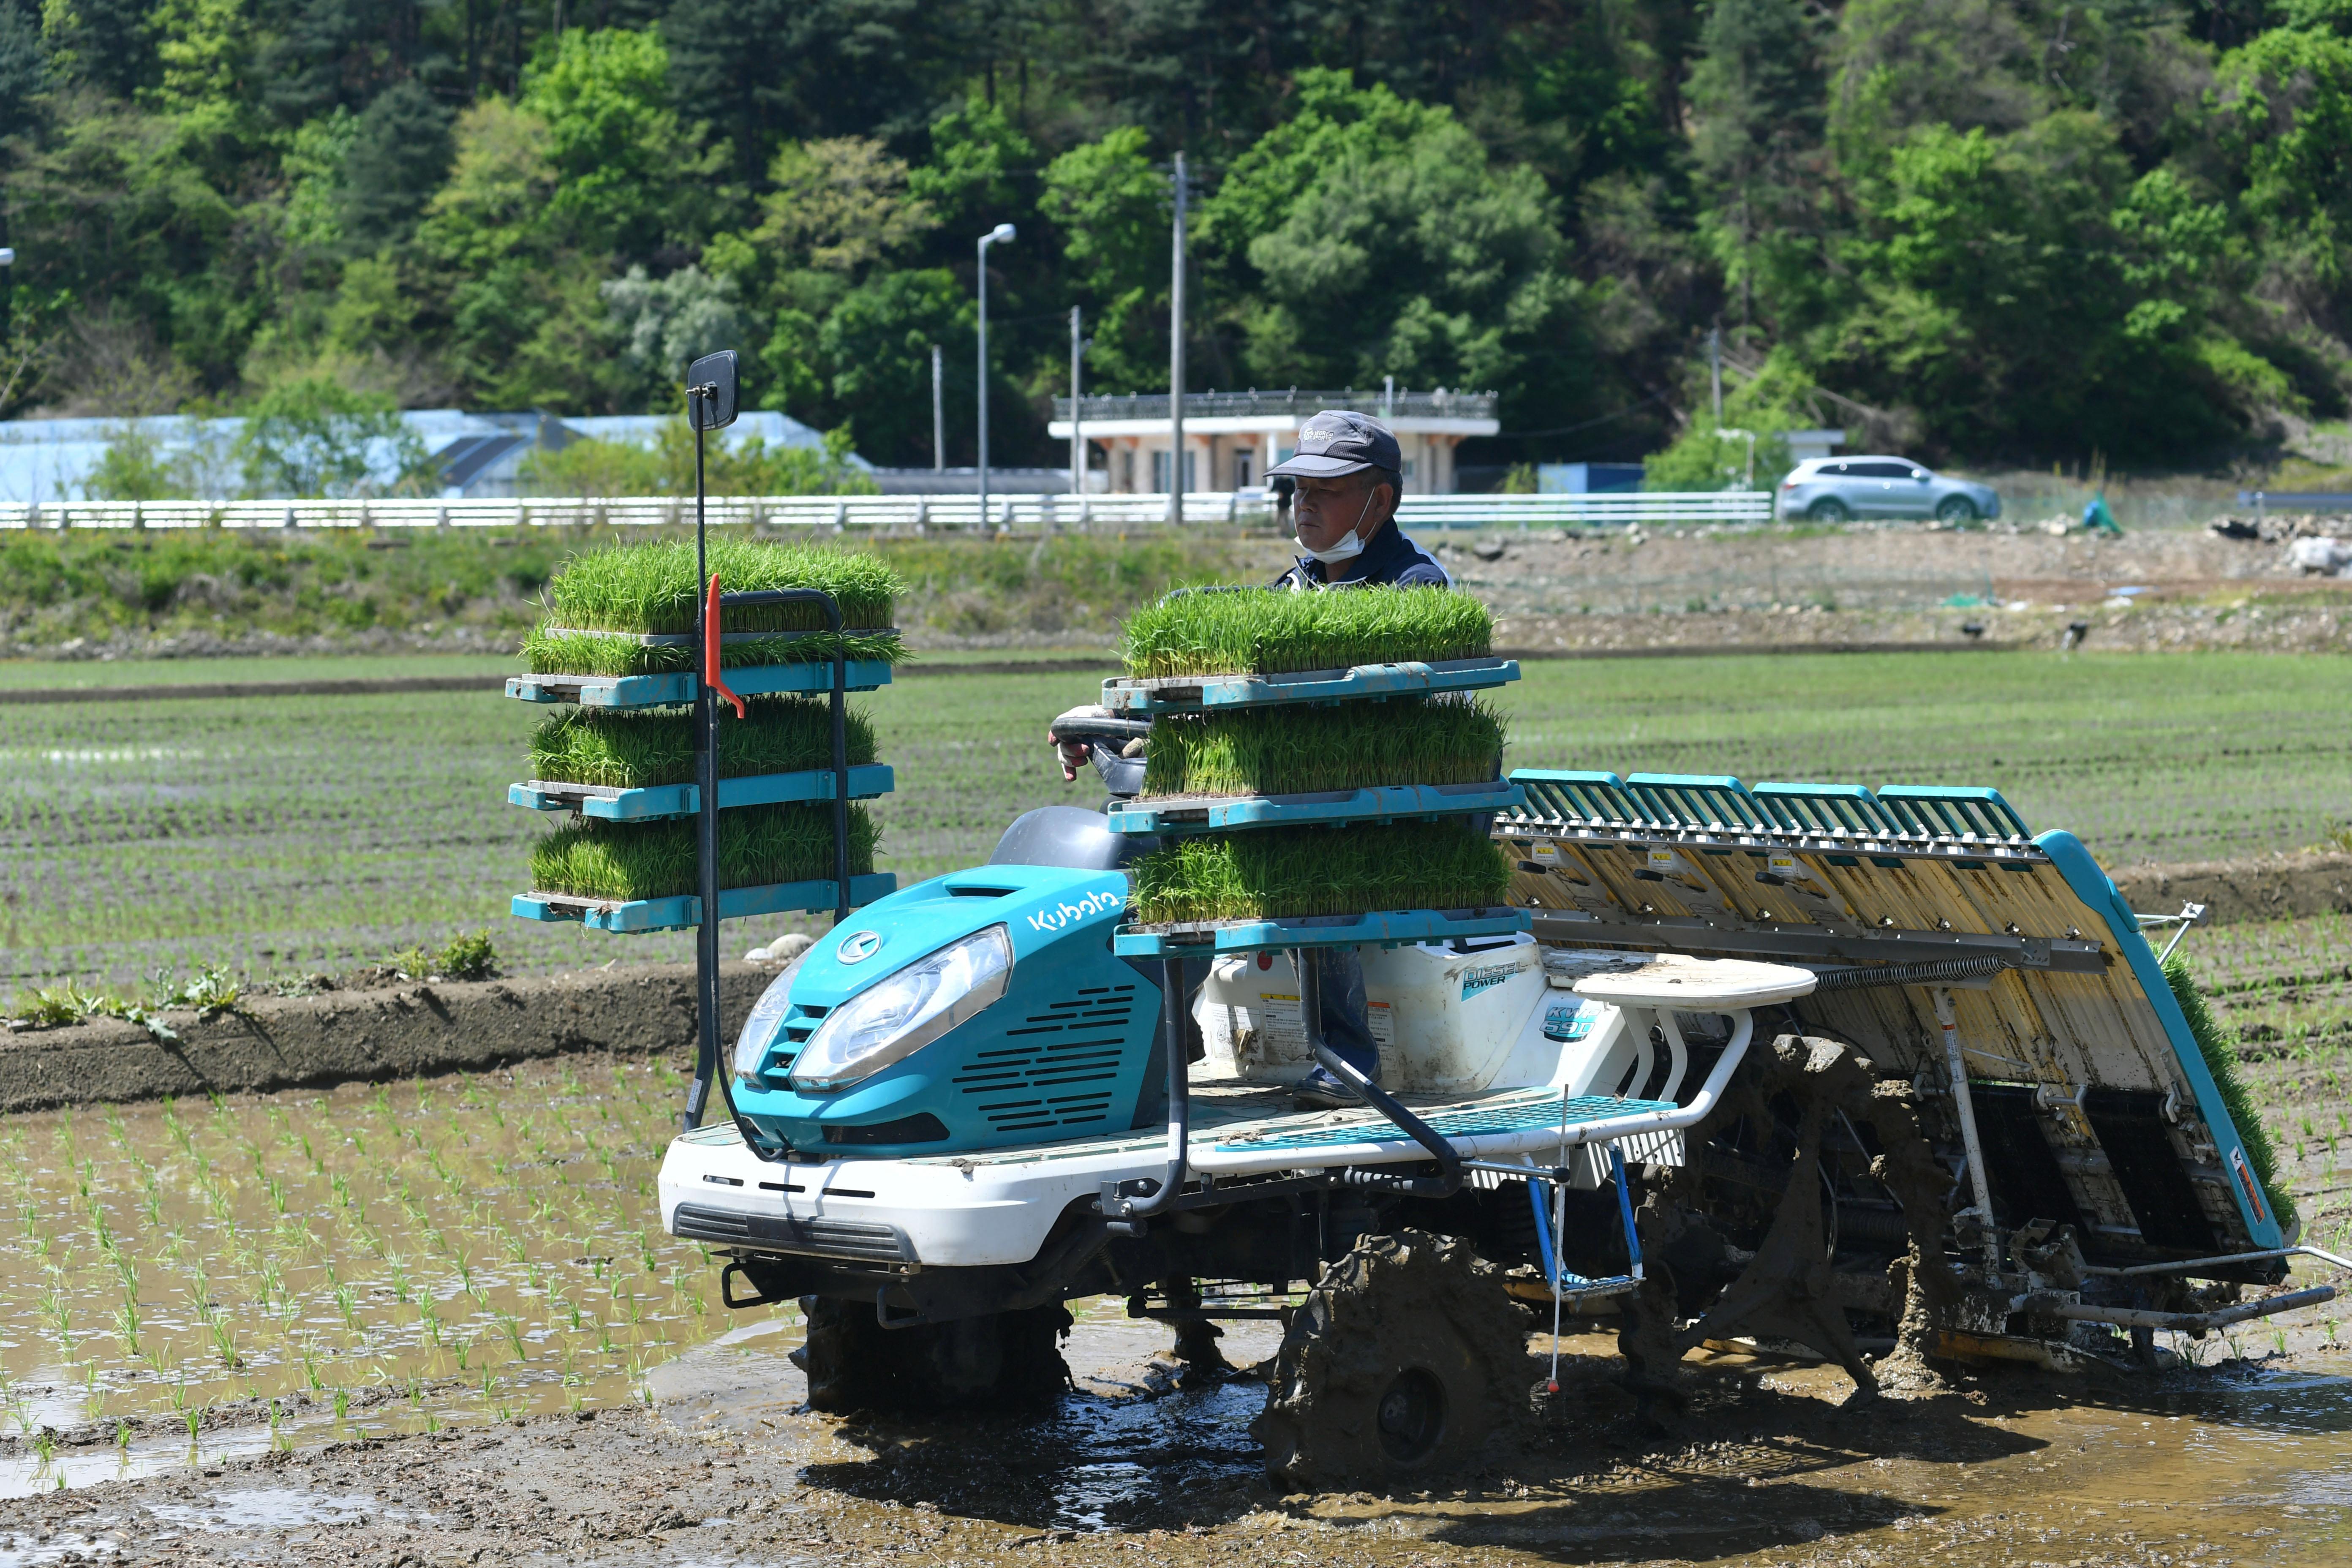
0 490 1770 532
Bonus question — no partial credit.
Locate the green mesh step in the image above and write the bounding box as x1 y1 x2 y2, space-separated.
1214 1093 1678 1153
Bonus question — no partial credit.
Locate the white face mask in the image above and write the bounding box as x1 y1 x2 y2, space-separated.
1295 485 1377 565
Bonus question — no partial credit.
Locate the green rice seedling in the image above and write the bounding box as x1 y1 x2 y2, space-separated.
2164 953 2298 1236
525 538 906 675
542 536 904 634
526 697 879 789
1143 696 1506 798
1119 585 1492 678
1130 821 1512 925
529 802 878 902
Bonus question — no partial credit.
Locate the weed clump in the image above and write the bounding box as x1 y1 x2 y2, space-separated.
387 931 501 982
2164 953 2299 1237
1130 822 1511 925
528 698 878 788
1143 697 1505 798
530 803 879 903
1119 586 1492 678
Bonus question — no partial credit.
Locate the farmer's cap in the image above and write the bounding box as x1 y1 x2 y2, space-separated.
1265 410 1401 480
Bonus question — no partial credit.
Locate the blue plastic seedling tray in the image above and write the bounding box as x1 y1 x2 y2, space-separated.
1105 779 1524 836
1112 906 1528 957
509 764 894 822
513 872 898 934
1100 657 1518 715
507 660 894 710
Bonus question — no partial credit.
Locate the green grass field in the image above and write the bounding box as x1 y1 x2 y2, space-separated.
4 648 2351 991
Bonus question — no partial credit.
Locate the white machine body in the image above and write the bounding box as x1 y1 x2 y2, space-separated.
659 948 1818 1269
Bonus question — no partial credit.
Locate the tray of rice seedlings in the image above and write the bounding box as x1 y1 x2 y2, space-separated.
1104 585 1513 713
1105 695 1522 835
1111 820 1524 955
515 801 892 932
509 537 906 710
510 696 890 820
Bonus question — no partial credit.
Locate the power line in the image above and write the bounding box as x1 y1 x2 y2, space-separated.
1494 389 1674 440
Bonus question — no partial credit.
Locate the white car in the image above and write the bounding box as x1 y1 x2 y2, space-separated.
1777 455 2002 523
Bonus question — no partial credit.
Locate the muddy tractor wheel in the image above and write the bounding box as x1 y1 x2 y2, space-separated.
1252 1229 1530 1491
793 1296 1073 1413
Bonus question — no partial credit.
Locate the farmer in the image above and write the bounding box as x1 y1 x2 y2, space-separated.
1045 411 1457 1109
1266 410 1450 591
1261 410 1450 1106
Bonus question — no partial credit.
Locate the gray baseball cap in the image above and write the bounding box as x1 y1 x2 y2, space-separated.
1265 410 1402 479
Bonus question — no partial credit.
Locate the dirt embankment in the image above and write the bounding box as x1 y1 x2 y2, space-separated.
0 961 774 1113
2109 851 2352 927
1443 522 2352 653
7 855 2341 1114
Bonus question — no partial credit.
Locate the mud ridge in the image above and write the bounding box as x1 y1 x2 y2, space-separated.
2108 849 2352 927
0 961 774 1112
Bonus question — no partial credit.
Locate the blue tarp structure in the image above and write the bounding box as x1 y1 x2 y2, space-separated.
0 408 860 505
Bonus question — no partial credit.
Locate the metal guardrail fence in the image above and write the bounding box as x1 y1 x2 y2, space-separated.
0 490 1772 531
1054 388 1499 422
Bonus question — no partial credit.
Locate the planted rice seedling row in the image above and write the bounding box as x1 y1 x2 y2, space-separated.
0 1059 795 1461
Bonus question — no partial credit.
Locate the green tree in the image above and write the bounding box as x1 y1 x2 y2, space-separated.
814 267 972 466
756 137 935 276
517 27 695 256
235 376 430 496
1040 126 1167 392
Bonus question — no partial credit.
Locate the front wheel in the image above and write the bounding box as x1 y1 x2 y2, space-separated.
793 1296 1073 1413
1805 497 1851 523
1252 1229 1530 1491
1936 495 1979 524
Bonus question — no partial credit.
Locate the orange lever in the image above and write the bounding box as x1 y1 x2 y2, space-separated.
704 574 745 719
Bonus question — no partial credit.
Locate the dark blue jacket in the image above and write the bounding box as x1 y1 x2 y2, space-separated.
1270 518 1452 591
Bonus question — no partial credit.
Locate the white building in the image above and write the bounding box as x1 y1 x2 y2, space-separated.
1047 389 1498 495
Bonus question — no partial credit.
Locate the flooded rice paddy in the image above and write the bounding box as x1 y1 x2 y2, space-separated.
0 1055 793 1496
1 1060 2348 1564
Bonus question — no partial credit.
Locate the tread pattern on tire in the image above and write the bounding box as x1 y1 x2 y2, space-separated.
1252 1228 1530 1490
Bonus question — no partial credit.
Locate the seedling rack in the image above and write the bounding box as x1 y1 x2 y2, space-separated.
1097 612 1528 1225
501 350 891 1138
1099 655 1518 715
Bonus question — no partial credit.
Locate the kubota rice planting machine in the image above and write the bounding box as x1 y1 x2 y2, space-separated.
654 630 2347 1488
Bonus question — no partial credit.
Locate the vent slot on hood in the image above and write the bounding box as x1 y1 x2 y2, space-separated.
953 985 1138 1133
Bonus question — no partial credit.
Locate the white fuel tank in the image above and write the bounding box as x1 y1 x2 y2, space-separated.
1193 934 1549 1095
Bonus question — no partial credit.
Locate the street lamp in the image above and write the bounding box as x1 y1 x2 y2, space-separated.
976 222 1015 525
0 249 15 266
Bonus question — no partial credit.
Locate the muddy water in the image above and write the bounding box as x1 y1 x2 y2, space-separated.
4 1063 2349 1564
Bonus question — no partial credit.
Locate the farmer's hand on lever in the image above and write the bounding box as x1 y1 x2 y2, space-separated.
1048 727 1091 783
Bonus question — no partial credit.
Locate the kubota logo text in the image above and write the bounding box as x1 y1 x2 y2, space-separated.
1028 889 1122 933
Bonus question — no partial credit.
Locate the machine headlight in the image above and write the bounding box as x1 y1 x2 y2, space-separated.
732 948 811 1082
787 925 1013 1092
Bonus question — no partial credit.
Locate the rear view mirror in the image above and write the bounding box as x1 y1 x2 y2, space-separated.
686 350 739 430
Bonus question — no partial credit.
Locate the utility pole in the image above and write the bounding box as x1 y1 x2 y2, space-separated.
1709 326 1723 428
930 343 944 472
976 223 1015 525
1068 307 1084 496
1383 374 1393 420
1166 151 1186 525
